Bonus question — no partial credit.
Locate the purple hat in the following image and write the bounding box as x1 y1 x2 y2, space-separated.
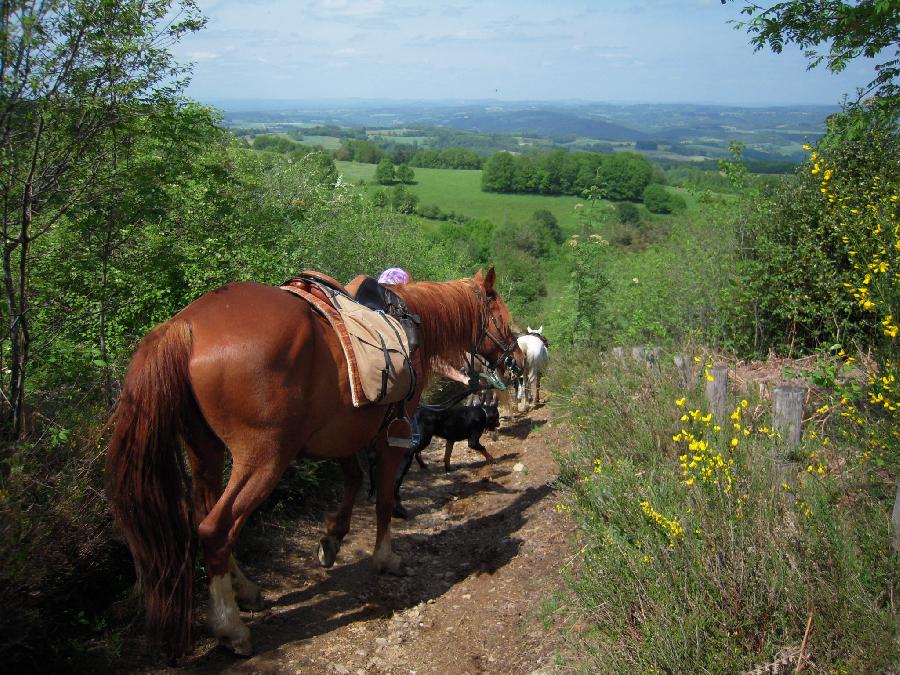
378 267 411 285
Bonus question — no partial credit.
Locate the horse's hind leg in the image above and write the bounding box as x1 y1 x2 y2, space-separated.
198 456 289 656
184 418 263 612
318 455 362 568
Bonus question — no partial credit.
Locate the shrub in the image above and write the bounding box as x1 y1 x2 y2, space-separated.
548 350 898 672
616 201 641 225
725 117 898 356
642 183 686 214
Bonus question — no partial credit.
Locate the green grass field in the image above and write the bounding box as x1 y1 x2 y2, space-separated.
300 135 343 150
335 161 586 232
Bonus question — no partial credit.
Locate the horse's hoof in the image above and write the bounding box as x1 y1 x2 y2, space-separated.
236 588 264 612
392 502 409 519
220 635 253 657
317 536 340 568
374 552 405 576
216 622 253 657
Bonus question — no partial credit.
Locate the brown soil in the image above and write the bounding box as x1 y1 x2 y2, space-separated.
162 402 572 674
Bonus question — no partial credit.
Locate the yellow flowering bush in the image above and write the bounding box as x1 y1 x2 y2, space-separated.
551 349 897 671
806 144 899 421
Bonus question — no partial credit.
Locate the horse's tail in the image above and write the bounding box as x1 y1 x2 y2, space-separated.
105 320 196 657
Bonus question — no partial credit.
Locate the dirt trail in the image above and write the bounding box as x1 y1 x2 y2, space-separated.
171 403 571 675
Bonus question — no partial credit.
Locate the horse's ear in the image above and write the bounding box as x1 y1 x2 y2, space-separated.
538 325 543 334
484 266 496 295
474 268 484 283
527 325 533 333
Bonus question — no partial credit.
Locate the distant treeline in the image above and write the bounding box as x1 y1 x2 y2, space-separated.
482 149 654 201
335 139 484 169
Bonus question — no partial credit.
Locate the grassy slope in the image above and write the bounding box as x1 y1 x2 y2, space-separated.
336 161 585 233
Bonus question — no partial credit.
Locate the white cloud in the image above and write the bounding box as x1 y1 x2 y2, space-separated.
311 0 386 20
188 50 220 61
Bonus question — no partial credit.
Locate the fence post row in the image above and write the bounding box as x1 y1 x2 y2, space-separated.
704 365 729 423
673 354 692 387
773 385 806 447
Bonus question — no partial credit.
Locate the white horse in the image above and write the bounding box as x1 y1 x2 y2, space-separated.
516 326 550 409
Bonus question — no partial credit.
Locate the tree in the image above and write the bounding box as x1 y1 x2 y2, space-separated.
390 185 419 213
374 158 395 185
395 163 415 184
726 0 900 114
596 152 653 201
0 0 204 438
531 209 564 245
481 152 516 192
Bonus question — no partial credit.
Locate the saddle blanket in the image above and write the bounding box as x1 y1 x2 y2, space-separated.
280 275 415 408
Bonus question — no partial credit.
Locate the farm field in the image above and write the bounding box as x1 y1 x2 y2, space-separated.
336 161 587 232
299 134 342 150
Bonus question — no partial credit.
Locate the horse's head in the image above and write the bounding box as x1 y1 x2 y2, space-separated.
472 266 520 376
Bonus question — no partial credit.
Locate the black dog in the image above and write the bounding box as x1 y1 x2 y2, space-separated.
416 401 501 473
370 401 501 518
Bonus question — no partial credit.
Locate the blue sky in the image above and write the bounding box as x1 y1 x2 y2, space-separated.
174 0 875 106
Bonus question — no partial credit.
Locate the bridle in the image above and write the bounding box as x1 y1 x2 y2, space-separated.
467 281 521 381
416 280 521 414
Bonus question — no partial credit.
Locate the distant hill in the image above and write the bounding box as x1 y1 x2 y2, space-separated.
216 100 837 164
438 108 645 141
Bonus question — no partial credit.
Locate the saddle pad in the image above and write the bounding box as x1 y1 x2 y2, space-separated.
281 282 414 407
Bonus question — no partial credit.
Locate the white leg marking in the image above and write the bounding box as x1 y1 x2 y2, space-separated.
373 528 402 574
209 573 252 655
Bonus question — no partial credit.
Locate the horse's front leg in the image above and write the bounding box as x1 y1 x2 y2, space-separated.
318 455 363 568
373 436 406 575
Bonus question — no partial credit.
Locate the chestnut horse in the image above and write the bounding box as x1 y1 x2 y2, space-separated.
105 268 518 658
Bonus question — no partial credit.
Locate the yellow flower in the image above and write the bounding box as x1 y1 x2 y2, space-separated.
740 399 748 408
731 438 739 447
675 397 686 407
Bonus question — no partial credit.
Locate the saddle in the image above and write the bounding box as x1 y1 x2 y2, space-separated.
280 271 420 408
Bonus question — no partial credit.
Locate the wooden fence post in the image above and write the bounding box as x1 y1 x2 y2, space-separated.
774 385 806 447
612 347 624 360
631 346 645 363
704 365 728 422
772 384 807 492
647 347 661 371
673 354 692 387
892 480 900 554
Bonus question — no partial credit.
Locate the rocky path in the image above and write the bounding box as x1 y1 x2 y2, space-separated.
170 403 571 674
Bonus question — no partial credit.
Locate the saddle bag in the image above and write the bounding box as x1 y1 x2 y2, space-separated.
329 292 415 405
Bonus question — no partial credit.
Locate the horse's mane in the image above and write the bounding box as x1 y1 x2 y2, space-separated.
393 279 481 369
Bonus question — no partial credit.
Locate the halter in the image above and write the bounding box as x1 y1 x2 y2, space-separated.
466 280 521 382
416 279 519 414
